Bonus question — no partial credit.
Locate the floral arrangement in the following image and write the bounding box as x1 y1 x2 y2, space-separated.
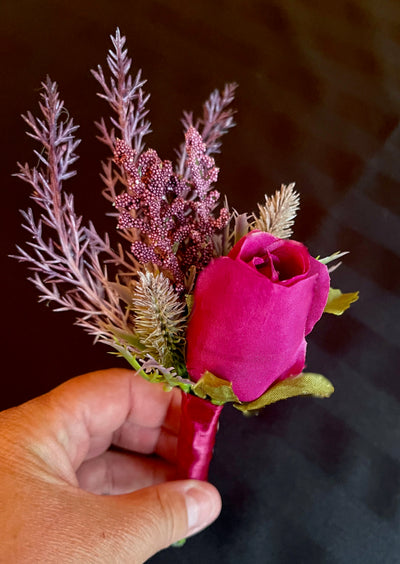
15 30 358 482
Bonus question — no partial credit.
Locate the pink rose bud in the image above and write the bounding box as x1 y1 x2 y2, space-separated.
186 231 330 402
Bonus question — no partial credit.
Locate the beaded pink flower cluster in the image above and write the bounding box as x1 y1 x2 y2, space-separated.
114 127 229 291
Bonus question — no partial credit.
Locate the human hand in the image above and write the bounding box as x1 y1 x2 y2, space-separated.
0 368 221 562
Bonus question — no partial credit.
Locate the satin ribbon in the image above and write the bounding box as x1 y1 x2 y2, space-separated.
177 391 223 480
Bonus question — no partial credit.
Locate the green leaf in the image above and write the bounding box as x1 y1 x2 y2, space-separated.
193 371 239 405
110 328 146 351
185 293 194 316
234 213 250 245
172 538 186 547
234 372 334 413
318 251 349 264
109 343 159 381
108 281 134 304
324 288 359 315
110 339 194 393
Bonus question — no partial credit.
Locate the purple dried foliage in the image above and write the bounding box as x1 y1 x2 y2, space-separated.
114 127 229 291
176 82 238 176
92 28 151 153
15 77 133 342
15 28 236 353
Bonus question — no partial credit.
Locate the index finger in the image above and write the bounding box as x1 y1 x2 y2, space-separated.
38 368 181 470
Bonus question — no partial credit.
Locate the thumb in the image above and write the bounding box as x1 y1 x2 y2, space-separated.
99 479 222 562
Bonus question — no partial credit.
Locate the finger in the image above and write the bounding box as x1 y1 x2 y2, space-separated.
76 449 177 494
111 390 181 461
82 420 178 469
73 394 180 466
80 480 222 562
155 426 178 464
35 368 181 470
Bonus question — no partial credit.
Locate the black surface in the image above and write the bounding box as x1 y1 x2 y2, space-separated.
1 1 399 563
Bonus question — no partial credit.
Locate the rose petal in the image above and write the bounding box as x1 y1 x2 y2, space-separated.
276 340 307 383
229 230 277 261
270 240 309 283
304 257 330 334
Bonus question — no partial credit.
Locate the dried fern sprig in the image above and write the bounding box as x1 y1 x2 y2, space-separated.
200 82 238 154
92 28 152 208
176 82 237 175
253 183 300 239
15 77 134 345
131 271 188 373
92 28 151 153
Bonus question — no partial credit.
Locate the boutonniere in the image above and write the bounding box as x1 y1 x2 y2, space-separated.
15 29 358 483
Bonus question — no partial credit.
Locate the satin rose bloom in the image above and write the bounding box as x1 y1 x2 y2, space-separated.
186 231 330 402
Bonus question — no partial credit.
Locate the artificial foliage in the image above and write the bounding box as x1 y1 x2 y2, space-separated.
15 29 358 484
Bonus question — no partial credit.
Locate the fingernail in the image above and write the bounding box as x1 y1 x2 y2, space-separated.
185 485 221 537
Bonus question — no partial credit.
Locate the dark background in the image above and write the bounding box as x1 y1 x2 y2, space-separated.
1 1 400 563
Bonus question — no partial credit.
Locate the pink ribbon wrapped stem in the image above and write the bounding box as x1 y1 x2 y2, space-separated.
176 391 223 480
